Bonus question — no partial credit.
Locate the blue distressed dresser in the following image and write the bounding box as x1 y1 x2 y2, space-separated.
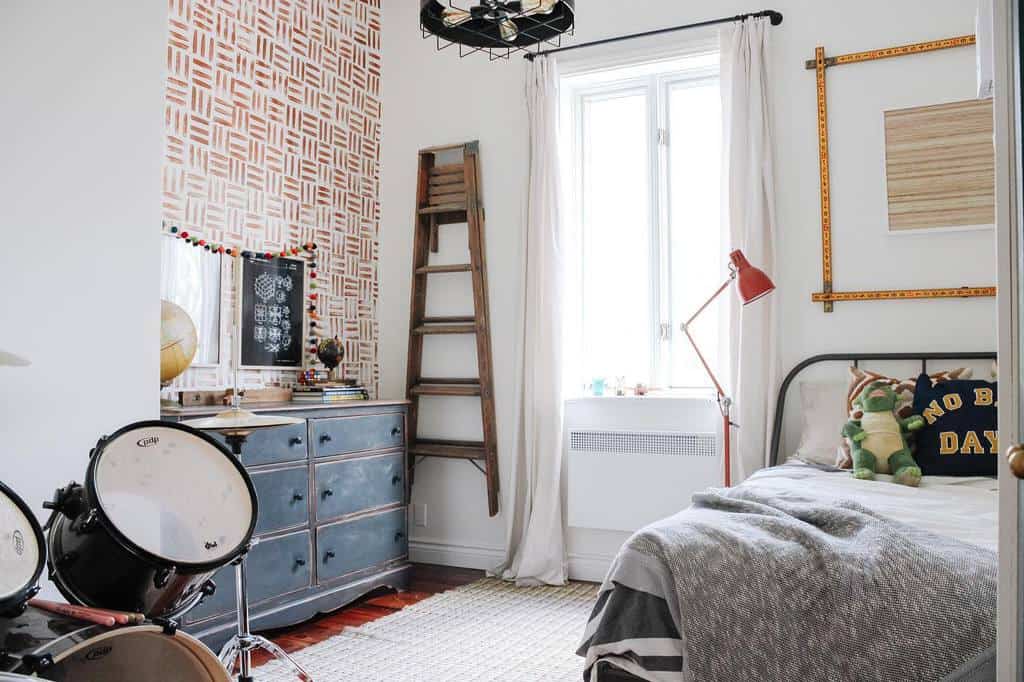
161 400 411 649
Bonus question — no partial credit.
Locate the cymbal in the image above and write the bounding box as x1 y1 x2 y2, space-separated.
0 350 30 367
183 407 304 434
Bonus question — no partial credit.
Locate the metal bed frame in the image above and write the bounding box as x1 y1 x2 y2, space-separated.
768 352 996 467
592 351 996 682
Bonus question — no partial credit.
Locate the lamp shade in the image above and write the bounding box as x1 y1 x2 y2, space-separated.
730 250 775 305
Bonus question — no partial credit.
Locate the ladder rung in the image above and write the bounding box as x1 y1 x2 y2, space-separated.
429 163 465 176
415 264 472 274
429 174 465 187
411 440 486 460
421 316 476 324
410 383 482 397
419 204 467 215
413 323 477 335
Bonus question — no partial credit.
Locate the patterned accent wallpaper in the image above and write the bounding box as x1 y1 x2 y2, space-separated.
162 0 382 396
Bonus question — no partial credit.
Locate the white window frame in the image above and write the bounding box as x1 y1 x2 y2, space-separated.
564 57 720 388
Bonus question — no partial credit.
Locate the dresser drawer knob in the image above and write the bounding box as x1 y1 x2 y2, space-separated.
391 475 401 486
320 433 333 444
289 436 304 447
324 550 336 562
394 531 405 542
294 558 307 568
391 427 402 437
322 489 334 500
292 492 305 503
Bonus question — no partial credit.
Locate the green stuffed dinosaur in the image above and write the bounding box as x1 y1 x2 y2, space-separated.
841 381 925 487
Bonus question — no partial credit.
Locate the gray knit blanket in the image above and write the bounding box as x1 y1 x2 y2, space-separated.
579 477 997 682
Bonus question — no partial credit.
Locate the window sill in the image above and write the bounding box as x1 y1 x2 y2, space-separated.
565 388 715 404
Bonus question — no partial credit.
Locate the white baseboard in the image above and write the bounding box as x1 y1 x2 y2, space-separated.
567 552 612 583
409 539 505 571
409 538 613 583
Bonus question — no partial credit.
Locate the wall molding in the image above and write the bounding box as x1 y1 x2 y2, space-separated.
409 538 613 582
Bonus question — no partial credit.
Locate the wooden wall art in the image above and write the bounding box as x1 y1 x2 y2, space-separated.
884 99 995 233
806 35 997 312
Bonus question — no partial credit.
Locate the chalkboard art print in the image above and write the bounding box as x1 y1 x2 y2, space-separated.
237 255 305 369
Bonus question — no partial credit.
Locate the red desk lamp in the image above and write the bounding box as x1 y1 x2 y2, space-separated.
680 249 775 487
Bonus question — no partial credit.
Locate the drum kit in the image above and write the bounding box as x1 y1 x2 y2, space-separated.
0 410 315 682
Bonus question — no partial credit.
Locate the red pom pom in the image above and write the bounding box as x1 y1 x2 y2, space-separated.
199 240 206 246
310 272 317 279
181 231 189 239
264 252 273 259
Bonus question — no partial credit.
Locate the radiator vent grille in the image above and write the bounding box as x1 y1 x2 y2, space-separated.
569 430 716 457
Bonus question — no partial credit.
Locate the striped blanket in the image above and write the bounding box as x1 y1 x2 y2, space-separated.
577 466 997 682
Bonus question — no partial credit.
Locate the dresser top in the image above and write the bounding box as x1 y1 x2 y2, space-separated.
161 399 410 419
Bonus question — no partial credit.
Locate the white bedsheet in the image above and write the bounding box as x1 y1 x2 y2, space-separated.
752 462 998 552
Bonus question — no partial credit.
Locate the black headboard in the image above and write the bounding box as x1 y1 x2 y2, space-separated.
768 352 997 467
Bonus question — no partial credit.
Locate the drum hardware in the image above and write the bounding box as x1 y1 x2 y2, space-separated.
17 653 52 675
184 407 313 682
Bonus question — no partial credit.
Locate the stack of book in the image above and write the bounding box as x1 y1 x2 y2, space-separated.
292 384 369 403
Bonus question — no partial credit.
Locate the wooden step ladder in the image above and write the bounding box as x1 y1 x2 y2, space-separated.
406 141 500 517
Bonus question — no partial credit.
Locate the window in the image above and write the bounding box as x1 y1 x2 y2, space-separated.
562 51 722 391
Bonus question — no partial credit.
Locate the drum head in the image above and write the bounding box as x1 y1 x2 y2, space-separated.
89 422 256 567
0 482 43 614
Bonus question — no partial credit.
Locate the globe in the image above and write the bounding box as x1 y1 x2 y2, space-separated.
160 299 198 384
317 337 344 374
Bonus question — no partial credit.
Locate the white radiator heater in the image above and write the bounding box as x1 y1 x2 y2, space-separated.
566 397 722 533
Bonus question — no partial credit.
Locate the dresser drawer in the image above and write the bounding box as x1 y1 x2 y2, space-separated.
315 453 404 522
209 421 307 467
316 509 407 583
252 466 310 534
312 413 404 458
183 563 236 624
245 530 312 605
183 530 312 624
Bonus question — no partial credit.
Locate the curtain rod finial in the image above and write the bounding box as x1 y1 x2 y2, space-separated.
768 10 783 26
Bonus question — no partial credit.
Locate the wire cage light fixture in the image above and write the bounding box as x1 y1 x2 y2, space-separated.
420 0 576 61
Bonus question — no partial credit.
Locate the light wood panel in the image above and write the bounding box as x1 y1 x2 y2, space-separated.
884 98 995 232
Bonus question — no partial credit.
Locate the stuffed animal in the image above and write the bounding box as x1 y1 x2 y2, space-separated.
841 381 925 487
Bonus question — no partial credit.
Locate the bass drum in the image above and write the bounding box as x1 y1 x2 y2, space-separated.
0 606 230 681
0 481 44 618
47 421 257 618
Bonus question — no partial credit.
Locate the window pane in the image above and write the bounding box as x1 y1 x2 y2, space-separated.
667 79 721 387
581 91 651 386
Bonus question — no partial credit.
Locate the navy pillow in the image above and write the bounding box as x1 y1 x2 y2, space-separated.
910 372 997 476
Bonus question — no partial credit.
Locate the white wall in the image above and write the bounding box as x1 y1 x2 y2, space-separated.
380 0 997 577
0 2 165 596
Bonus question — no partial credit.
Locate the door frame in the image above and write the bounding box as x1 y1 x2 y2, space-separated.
996 0 1022 678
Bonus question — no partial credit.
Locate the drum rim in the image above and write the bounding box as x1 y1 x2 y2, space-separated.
83 420 258 572
0 480 45 614
6 614 231 681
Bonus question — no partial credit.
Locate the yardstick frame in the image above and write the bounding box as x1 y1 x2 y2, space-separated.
806 34 996 312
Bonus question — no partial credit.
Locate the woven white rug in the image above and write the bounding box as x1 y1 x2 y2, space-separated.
256 578 599 681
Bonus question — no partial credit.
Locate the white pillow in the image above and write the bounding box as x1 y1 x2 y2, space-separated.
793 381 848 466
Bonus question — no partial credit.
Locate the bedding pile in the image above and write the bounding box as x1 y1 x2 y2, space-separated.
579 464 997 682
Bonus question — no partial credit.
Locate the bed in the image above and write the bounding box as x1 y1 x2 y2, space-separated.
579 352 999 682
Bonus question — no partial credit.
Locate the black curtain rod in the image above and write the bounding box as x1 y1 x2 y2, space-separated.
524 9 783 61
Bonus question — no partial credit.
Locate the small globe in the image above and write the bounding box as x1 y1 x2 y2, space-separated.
160 299 198 384
317 337 344 372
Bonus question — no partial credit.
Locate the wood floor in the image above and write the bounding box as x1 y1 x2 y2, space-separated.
251 564 484 667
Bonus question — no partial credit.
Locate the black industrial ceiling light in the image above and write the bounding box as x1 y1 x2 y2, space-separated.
420 0 576 60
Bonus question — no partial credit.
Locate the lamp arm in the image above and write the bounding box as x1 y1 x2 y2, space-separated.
679 273 735 398
683 273 734 329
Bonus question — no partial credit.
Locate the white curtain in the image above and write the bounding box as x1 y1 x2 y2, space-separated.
490 57 568 586
721 18 780 483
